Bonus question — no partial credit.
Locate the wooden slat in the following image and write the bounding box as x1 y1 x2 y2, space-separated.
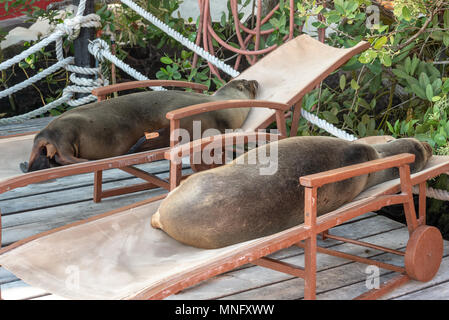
252 257 305 278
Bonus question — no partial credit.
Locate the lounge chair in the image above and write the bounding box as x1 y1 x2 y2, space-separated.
0 132 447 299
5 35 441 299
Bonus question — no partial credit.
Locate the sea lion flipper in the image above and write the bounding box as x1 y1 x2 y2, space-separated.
126 136 148 154
127 128 170 154
151 211 162 229
54 153 88 165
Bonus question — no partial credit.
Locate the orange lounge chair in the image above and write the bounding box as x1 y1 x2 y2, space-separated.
0 132 446 299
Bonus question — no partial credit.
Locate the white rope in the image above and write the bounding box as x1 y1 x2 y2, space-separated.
0 57 74 99
0 93 73 124
88 38 164 91
413 184 449 201
300 108 357 141
0 0 103 124
0 31 65 71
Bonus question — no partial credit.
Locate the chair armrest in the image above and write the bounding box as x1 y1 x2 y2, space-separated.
165 99 290 120
299 153 415 188
91 80 208 99
164 131 280 162
166 100 290 142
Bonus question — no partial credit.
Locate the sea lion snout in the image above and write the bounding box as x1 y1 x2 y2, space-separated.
247 80 259 99
230 79 259 99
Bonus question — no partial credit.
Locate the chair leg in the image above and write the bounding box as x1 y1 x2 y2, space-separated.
93 170 103 203
169 162 182 190
418 181 426 225
399 165 419 234
304 235 317 300
289 100 302 137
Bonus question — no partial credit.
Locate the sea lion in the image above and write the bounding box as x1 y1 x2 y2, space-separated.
26 79 258 171
151 136 432 249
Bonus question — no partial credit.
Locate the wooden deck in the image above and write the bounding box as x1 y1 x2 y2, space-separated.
1 118 449 300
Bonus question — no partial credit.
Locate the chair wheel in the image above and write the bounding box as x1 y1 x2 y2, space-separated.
405 225 443 282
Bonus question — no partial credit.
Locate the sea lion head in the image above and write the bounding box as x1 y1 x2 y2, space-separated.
27 137 61 172
213 79 259 99
374 138 432 173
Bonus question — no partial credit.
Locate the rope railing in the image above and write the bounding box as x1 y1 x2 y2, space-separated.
0 0 103 124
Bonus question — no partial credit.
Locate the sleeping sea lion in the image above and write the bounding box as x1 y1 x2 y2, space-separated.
151 136 432 249
26 79 258 171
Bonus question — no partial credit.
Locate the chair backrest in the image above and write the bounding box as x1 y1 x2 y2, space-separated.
237 34 369 131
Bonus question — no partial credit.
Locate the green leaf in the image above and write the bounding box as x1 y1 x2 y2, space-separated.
357 122 367 137
444 34 449 47
442 79 449 95
358 49 377 64
410 83 427 100
419 72 430 88
343 114 353 128
160 56 173 64
379 53 392 67
404 57 412 74
402 6 411 21
386 121 395 134
425 84 434 101
410 56 420 75
339 74 346 91
392 68 409 79
434 133 447 147
350 79 360 91
321 111 339 124
373 36 388 50
345 1 358 13
444 9 449 29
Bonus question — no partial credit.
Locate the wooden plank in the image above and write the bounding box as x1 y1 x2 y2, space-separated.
0 168 173 216
217 249 449 300
1 186 167 246
0 117 54 136
0 268 16 285
380 256 449 300
316 256 449 300
267 212 391 261
393 280 449 300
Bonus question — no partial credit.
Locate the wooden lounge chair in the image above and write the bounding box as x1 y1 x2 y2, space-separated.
0 132 447 300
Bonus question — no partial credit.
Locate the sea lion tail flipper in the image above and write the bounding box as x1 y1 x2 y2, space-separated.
126 136 148 154
54 153 88 165
151 211 163 229
127 128 169 154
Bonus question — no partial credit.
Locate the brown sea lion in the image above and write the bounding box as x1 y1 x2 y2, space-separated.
151 136 432 249
26 79 259 171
